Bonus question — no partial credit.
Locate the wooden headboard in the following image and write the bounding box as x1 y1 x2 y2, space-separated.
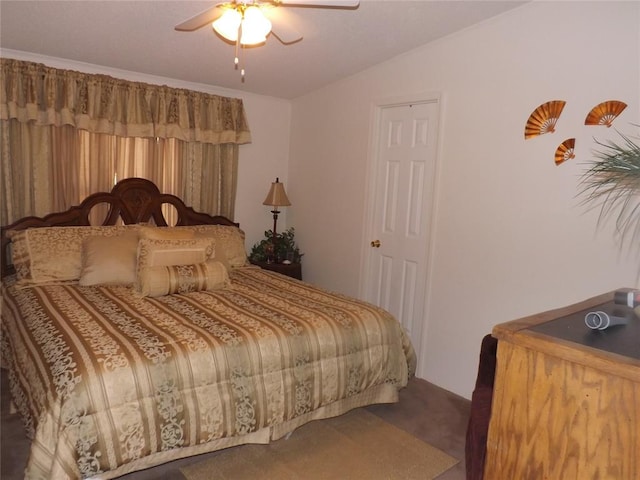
1 177 239 277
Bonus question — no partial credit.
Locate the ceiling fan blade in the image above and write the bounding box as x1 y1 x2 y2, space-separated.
174 6 223 32
275 0 359 7
264 7 303 44
271 25 303 45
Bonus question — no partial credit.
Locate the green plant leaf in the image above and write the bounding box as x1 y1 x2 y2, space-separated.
578 128 640 251
249 227 304 263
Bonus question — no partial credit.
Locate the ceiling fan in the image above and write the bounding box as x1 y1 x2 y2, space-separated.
175 0 360 46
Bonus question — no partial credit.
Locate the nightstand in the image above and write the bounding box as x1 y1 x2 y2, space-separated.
249 260 302 280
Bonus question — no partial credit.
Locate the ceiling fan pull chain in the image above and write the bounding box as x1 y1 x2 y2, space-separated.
240 44 246 82
234 25 240 69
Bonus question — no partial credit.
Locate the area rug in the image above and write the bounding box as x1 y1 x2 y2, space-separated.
181 408 459 480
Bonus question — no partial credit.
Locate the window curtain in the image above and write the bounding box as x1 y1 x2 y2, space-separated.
0 58 251 226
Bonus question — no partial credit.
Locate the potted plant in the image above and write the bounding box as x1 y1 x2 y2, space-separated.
579 129 640 250
249 227 304 264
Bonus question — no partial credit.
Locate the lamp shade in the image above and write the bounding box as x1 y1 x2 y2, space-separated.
212 8 242 42
240 5 272 45
212 5 272 46
263 178 291 207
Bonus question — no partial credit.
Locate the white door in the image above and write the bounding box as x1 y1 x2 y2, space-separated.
363 100 439 374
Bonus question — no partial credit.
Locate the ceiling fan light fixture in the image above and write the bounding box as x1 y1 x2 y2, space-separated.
212 5 271 46
212 8 242 42
176 0 360 83
239 29 267 46
240 5 272 45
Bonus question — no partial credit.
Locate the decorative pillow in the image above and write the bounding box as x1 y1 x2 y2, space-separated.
209 243 231 272
79 231 140 286
189 225 248 268
136 225 247 268
136 237 216 272
138 225 195 240
137 260 230 297
8 225 136 285
6 229 31 280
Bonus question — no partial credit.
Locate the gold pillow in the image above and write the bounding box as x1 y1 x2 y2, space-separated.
79 232 140 286
138 226 195 240
136 225 247 268
137 260 230 297
188 225 248 268
137 237 216 271
209 243 231 272
8 225 136 285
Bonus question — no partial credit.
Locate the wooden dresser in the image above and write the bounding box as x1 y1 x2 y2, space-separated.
484 290 640 480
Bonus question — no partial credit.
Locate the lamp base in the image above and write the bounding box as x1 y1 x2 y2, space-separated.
270 208 280 263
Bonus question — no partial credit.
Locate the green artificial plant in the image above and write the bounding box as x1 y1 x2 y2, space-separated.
249 227 304 264
579 129 640 251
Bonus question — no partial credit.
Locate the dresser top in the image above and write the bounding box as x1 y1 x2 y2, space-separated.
492 289 640 383
528 300 640 360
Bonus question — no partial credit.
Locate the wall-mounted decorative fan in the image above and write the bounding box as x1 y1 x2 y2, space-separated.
555 138 575 165
584 100 627 127
524 100 566 139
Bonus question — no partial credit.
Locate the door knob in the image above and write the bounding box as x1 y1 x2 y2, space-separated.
370 240 381 248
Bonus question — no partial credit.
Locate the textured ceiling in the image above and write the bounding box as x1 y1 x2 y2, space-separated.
0 1 526 99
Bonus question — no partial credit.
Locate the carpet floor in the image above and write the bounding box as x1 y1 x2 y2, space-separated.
1 371 471 479
181 408 457 480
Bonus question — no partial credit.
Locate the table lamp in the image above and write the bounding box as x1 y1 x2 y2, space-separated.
262 177 291 262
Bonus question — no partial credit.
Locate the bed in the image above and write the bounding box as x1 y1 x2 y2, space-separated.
0 178 416 480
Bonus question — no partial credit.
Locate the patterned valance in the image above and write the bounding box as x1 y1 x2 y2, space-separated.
0 58 251 145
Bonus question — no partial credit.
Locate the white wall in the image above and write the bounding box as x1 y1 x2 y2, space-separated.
289 1 640 399
0 49 292 252
235 96 292 250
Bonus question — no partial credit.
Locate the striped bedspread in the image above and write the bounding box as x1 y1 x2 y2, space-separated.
1 266 415 479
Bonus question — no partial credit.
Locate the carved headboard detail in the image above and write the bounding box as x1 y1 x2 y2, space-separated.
1 177 239 277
